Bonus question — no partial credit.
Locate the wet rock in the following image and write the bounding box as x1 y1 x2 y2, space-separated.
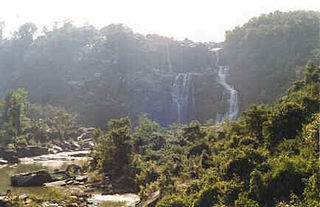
11 170 53 187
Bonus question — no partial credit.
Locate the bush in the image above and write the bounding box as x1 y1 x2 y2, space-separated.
156 195 186 207
194 186 219 207
263 160 307 205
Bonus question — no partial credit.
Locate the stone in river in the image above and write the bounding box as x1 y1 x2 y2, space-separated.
11 170 53 187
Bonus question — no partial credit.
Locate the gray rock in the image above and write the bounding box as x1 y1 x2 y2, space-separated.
11 170 53 187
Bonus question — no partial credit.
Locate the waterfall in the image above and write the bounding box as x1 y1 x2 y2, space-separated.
172 73 193 123
215 50 239 123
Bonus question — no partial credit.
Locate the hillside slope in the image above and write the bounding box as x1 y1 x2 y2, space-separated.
224 10 320 109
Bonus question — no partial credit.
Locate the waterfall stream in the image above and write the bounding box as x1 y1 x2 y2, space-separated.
215 50 239 123
172 73 193 123
169 48 238 124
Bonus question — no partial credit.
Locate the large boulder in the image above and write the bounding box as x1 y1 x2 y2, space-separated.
11 170 53 187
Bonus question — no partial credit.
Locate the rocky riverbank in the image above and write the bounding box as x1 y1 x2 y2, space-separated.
0 128 95 164
0 150 140 207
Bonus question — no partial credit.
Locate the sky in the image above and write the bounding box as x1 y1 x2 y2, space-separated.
0 0 319 42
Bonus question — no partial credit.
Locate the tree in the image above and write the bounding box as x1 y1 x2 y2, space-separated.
242 104 268 142
0 88 29 138
92 117 134 179
14 22 37 42
264 102 305 150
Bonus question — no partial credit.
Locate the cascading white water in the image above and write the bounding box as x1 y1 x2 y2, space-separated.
172 73 193 123
215 50 239 123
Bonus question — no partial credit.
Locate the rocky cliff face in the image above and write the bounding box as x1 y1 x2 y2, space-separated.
0 24 237 126
122 66 233 125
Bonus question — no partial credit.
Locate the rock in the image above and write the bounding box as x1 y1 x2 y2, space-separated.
43 201 59 207
70 141 81 150
66 180 74 185
18 194 28 201
11 170 53 187
70 152 88 157
62 141 72 150
66 164 81 173
45 180 67 187
70 196 78 200
0 199 11 207
75 175 88 182
16 146 49 158
0 159 8 165
0 149 18 163
49 145 63 154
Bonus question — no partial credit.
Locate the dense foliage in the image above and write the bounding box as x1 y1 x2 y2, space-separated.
0 88 78 147
224 10 320 109
91 64 320 206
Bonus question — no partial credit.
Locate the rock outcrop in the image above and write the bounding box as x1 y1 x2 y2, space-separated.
11 170 53 187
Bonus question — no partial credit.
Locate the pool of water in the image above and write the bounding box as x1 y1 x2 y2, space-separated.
0 151 140 206
0 151 89 195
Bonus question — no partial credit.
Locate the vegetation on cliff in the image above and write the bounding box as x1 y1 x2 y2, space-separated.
224 10 320 109
0 22 217 127
90 64 320 206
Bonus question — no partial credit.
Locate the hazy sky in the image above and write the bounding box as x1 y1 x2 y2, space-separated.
0 0 319 42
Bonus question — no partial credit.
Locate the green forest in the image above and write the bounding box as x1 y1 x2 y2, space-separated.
0 10 319 207
88 63 320 206
225 11 320 109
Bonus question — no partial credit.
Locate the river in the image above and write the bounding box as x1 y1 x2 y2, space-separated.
0 151 140 207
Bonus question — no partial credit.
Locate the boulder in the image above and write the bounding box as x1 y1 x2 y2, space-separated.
11 170 53 187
